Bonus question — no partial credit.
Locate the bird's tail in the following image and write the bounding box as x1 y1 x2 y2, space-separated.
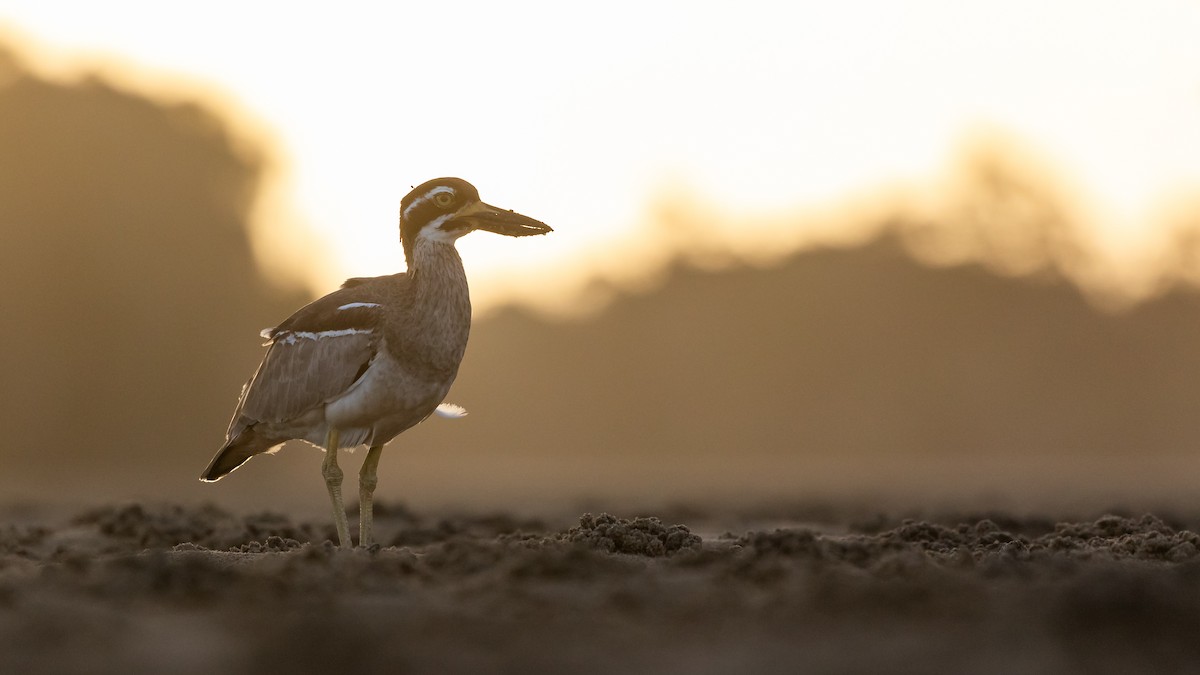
200 427 277 482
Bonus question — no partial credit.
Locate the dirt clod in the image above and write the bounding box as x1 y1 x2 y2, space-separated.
562 513 702 556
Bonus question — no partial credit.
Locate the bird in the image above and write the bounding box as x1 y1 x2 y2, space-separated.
200 177 551 548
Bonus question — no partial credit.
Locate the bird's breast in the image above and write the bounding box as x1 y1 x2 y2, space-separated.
384 279 472 379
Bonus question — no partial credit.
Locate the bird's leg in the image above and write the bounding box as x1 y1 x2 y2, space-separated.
358 444 384 547
321 428 352 548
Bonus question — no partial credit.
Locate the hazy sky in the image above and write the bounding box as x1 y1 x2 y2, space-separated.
3 1 1199 310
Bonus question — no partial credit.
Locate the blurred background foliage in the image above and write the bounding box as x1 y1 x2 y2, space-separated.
2 43 1200 515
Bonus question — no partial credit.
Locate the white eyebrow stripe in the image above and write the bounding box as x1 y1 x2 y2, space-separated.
401 185 456 220
276 328 373 345
337 302 381 311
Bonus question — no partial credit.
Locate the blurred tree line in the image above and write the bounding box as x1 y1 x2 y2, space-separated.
0 45 305 504
3 40 1199 512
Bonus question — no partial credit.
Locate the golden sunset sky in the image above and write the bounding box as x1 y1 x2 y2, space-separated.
3 1 1199 311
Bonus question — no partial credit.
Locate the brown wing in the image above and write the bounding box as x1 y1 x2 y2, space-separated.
235 328 377 425
223 275 405 437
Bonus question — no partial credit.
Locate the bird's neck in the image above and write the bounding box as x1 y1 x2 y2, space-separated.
397 239 472 374
409 239 469 304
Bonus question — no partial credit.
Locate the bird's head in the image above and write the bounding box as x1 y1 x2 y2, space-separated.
399 177 552 265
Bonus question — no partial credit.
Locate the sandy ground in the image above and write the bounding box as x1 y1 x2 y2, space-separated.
1 502 1199 674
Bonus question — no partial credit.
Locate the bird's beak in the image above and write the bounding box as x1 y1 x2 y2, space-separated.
452 201 553 237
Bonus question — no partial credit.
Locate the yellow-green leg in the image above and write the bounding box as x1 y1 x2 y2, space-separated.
359 444 384 547
321 428 352 548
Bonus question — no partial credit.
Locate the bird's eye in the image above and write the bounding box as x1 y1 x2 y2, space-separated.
433 192 454 208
